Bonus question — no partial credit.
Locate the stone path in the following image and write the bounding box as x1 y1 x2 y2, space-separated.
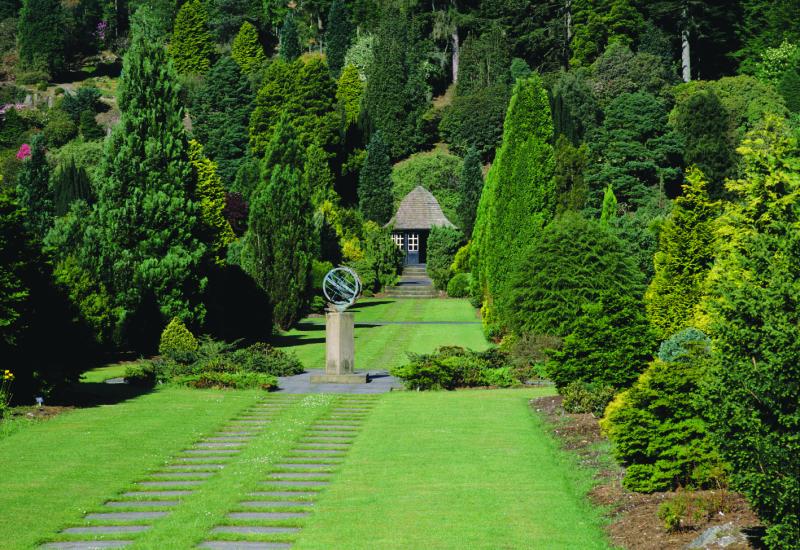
198 397 377 549
275 370 402 394
40 396 378 549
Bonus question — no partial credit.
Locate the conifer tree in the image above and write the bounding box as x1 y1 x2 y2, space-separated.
79 111 105 140
337 64 365 130
231 21 266 76
304 143 336 208
191 56 252 186
170 0 216 75
0 182 29 346
262 113 305 183
53 158 93 216
645 168 715 340
326 0 353 77
15 134 53 240
358 132 393 224
78 27 207 342
457 147 483 236
249 59 297 156
280 11 301 61
188 140 235 265
17 0 64 75
600 184 618 226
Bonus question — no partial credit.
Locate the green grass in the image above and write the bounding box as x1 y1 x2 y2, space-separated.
80 364 130 383
0 387 261 550
295 389 611 549
275 298 487 371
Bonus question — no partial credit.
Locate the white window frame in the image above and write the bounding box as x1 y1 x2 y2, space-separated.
408 233 419 252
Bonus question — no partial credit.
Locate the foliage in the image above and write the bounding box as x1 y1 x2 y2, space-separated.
17 0 63 75
702 117 800 548
391 346 514 390
550 69 600 145
0 108 27 149
230 21 266 76
43 109 78 147
303 143 336 208
446 273 471 298
230 342 303 376
553 135 589 213
657 327 710 363
348 221 402 294
60 87 102 123
457 27 510 96
15 134 52 240
599 184 617 226
79 111 105 140
507 214 644 337
546 291 656 390
280 11 300 61
439 83 509 160
602 355 726 493
343 32 374 80
427 226 464 291
0 184 28 347
587 43 675 108
170 0 215 75
53 158 93 216
325 0 352 77
457 148 483 236
561 381 616 417
391 149 462 227
337 64 364 129
569 0 644 67
645 169 716 340
359 132 393 224
158 317 198 362
244 163 314 330
753 40 799 85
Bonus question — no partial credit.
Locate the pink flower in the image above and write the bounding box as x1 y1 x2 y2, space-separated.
16 144 31 160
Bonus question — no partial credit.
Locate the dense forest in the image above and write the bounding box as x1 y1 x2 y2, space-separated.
0 0 798 546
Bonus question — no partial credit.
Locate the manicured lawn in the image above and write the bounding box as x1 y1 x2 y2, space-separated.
274 298 488 372
0 387 261 550
295 389 611 549
80 364 129 383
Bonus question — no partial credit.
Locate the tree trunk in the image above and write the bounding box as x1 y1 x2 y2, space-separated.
452 28 460 83
681 7 691 82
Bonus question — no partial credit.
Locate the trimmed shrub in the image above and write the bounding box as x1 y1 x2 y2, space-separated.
158 318 198 362
439 83 509 160
231 343 303 376
391 346 514 391
602 354 727 493
427 226 464 291
186 371 277 390
446 273 471 298
123 361 158 387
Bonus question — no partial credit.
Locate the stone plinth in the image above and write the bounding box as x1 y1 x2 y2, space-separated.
309 310 366 384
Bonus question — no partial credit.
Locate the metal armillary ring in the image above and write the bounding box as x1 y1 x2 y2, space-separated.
323 267 362 312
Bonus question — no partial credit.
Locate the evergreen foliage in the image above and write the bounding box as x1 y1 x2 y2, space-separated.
170 0 216 75
0 184 29 346
158 316 198 361
427 226 464 291
280 11 300 61
325 0 352 77
337 64 364 129
78 111 105 140
457 27 510 96
506 214 644 337
261 113 304 183
645 169 716 340
358 132 393 224
703 117 800 548
188 140 235 265
391 150 462 228
599 184 617 226
657 327 710 363
53 158 93 216
569 0 644 67
349 221 403 294
457 148 483 236
191 56 252 186
303 143 336 208
230 21 266 76
17 0 64 75
439 83 509 160
553 135 589 213
15 134 53 240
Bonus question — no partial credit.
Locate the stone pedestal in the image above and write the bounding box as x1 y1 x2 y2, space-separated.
310 310 367 384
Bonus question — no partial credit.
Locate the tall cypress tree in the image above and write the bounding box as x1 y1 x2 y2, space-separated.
358 132 393 224
15 134 53 240
325 0 353 77
170 0 216 75
79 26 206 344
599 184 618 226
17 0 64 75
457 147 483 236
280 11 301 61
188 140 235 265
231 21 266 76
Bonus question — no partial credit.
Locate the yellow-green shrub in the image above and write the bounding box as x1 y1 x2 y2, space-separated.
159 318 198 362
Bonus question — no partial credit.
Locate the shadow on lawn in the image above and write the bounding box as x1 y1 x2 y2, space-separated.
54 380 151 408
349 300 395 311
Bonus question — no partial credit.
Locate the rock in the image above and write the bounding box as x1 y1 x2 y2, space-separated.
686 522 749 549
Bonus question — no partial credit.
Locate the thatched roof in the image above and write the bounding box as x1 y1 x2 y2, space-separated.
386 186 456 230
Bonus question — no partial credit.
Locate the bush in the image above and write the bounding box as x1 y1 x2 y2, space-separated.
446 272 470 297
158 318 199 363
349 221 403 293
184 371 277 390
123 361 158 387
561 381 616 417
601 354 727 493
231 343 303 376
43 109 77 147
60 87 102 123
657 327 710 363
546 291 656 390
427 226 464 290
390 346 515 390
439 83 510 160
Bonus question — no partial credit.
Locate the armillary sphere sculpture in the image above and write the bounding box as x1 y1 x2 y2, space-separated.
322 266 361 312
311 267 367 384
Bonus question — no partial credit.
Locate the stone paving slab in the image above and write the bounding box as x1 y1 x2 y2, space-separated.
182 450 239 455
122 491 193 497
164 464 225 470
41 542 133 549
211 526 300 535
150 472 214 478
289 449 344 455
274 463 333 469
61 526 149 535
276 369 401 394
248 491 317 498
239 500 313 507
268 472 332 479
227 512 309 520
105 500 178 508
199 542 292 550
137 480 203 487
195 443 245 448
85 512 168 520
259 481 328 487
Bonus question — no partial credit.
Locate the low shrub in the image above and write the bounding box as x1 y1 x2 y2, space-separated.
391 346 515 390
657 492 732 533
446 272 470 297
182 371 277 390
123 361 158 387
231 343 303 376
561 381 616 416
43 109 77 147
657 327 710 362
158 318 199 363
500 332 560 382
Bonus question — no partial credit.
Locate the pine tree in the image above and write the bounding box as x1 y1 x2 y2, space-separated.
244 164 315 329
326 0 353 77
261 113 305 184
358 132 393 224
249 59 297 156
600 184 618 226
231 21 266 76
53 158 93 216
78 27 207 344
337 64 365 130
170 0 216 75
188 140 235 265
458 147 483 236
17 0 64 75
280 11 301 61
644 168 715 340
15 134 53 240
191 56 253 186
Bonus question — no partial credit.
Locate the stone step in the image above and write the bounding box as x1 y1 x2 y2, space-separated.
150 472 214 478
163 464 225 470
122 491 193 497
137 480 204 487
199 542 292 549
227 512 309 520
105 500 178 508
41 542 133 549
274 463 334 469
61 526 149 535
85 511 168 520
259 481 328 487
211 526 301 535
268 472 332 479
249 491 317 498
182 450 239 455
239 500 313 508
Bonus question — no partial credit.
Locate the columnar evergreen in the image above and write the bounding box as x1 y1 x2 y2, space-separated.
15 134 53 240
457 147 483 236
337 64 365 129
326 0 353 77
188 140 235 265
599 184 618 226
170 0 216 75
280 11 300 61
358 132 393 224
53 158 93 216
231 21 266 76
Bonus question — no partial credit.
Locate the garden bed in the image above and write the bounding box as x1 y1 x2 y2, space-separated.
531 395 763 550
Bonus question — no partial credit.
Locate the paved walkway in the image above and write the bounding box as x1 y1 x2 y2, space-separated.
275 370 402 394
